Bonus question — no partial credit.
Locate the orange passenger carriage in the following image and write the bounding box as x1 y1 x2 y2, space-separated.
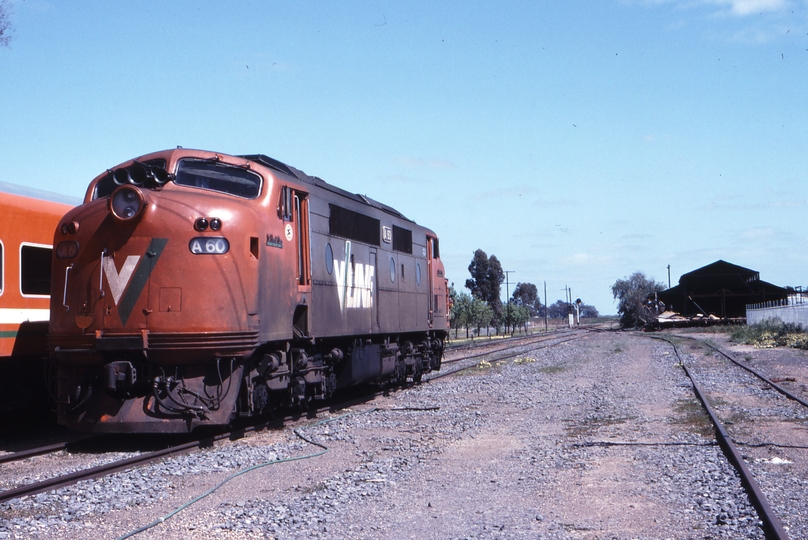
0 189 73 413
50 149 449 432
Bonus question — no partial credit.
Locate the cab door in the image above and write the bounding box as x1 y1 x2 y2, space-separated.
281 186 311 337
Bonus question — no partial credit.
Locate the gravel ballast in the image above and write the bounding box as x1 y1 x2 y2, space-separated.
0 331 775 539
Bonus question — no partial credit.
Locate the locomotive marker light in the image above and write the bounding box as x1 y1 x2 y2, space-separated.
195 217 209 231
60 221 79 235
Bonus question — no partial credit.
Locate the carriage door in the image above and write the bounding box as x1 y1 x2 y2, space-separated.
427 236 436 325
369 250 379 332
281 186 311 337
293 192 311 291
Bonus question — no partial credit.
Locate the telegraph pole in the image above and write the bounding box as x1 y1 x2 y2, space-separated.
544 281 548 332
504 270 515 334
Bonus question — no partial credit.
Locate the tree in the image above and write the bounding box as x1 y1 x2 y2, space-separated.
511 282 542 316
577 302 600 318
465 249 489 299
469 296 493 337
511 304 531 333
449 287 496 339
611 272 665 328
0 0 13 48
450 289 471 339
545 300 569 319
465 249 504 332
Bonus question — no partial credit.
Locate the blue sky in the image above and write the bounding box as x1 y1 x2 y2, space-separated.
1 0 806 314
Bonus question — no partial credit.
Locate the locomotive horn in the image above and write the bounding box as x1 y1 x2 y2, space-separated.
128 163 149 186
117 162 171 188
112 167 134 186
151 166 170 185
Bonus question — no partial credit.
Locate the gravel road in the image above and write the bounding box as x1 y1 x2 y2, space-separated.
0 330 776 539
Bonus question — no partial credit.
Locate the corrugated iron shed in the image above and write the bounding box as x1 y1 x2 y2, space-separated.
656 260 788 319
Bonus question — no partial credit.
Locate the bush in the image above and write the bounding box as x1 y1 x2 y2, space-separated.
731 319 808 349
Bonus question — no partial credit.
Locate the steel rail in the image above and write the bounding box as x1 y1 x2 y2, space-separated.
0 442 73 465
0 392 381 506
0 434 226 505
0 436 101 466
430 334 583 380
648 334 789 540
1 331 584 506
691 337 808 409
442 330 585 366
445 328 579 354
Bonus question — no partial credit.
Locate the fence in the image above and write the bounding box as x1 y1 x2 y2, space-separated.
747 296 808 326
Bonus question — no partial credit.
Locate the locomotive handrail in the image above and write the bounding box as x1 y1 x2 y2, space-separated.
62 264 73 311
98 249 106 298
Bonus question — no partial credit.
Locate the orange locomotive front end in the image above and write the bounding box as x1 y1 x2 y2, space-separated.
51 149 448 433
51 151 270 431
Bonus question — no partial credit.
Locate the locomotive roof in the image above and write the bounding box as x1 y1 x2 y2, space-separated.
241 153 413 224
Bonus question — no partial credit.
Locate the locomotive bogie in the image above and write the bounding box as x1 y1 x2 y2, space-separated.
50 149 449 432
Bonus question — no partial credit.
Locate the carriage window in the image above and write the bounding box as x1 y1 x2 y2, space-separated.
175 159 262 199
392 225 412 254
329 204 380 246
430 237 440 259
21 245 52 296
279 186 294 221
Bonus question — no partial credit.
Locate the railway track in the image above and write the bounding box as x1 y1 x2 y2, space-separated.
0 330 583 511
647 333 806 540
442 327 583 363
0 392 379 507
444 327 579 354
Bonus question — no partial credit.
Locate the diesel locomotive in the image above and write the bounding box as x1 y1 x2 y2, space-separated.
49 149 449 432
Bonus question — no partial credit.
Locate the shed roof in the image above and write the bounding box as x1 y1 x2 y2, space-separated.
656 259 788 318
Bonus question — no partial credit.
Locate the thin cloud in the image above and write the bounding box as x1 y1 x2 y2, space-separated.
631 0 791 14
377 174 423 185
699 192 808 211
394 157 454 170
708 0 789 16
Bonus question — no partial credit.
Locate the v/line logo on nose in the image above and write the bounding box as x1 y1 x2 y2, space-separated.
101 238 168 325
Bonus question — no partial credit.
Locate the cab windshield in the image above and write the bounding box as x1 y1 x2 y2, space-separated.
175 159 262 199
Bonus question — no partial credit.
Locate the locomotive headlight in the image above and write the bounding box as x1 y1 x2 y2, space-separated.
110 186 145 221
